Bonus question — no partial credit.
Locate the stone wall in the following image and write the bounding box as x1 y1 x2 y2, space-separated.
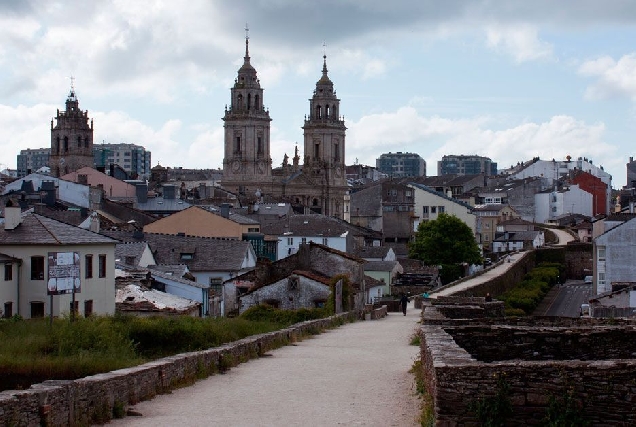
420 299 636 426
563 242 592 280
0 312 356 426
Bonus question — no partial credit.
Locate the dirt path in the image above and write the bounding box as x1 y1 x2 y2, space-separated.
110 304 421 427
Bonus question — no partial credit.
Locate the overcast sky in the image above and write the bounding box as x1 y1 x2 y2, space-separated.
2 0 636 187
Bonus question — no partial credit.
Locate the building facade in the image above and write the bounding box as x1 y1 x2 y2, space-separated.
93 143 151 179
17 148 51 178
376 152 426 177
220 35 348 218
49 87 94 177
438 155 497 177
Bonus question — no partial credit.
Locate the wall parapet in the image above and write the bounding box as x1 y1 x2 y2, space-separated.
0 312 357 426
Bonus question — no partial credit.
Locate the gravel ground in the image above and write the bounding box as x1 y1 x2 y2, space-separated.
109 304 422 427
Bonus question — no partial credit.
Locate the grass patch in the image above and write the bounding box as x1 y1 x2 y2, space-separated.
0 306 332 391
498 263 561 316
410 360 434 426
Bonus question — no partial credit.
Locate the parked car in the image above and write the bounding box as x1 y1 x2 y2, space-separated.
584 276 593 284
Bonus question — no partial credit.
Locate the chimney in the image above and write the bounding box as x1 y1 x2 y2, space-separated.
77 174 88 185
220 203 231 219
136 183 148 203
3 201 22 230
89 212 100 233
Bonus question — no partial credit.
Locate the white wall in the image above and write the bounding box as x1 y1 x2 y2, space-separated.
276 235 347 260
0 243 116 318
410 185 477 234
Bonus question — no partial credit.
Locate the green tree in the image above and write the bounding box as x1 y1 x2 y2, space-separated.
409 213 482 284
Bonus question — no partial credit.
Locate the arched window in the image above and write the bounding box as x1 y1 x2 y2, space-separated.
316 105 322 119
255 95 260 111
237 94 243 110
333 106 337 119
77 136 82 148
84 137 89 148
313 198 319 206
326 105 330 118
63 136 68 152
247 93 251 111
56 136 60 154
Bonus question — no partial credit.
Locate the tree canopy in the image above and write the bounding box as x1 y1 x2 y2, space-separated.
409 213 482 266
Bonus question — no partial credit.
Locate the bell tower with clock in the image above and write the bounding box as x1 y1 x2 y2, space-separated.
221 26 272 194
49 79 94 177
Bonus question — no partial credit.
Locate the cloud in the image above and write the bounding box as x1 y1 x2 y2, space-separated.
347 107 615 177
485 24 553 63
579 54 636 100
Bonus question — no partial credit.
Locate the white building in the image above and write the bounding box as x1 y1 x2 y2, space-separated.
593 216 636 295
408 183 477 234
534 184 592 224
0 207 117 319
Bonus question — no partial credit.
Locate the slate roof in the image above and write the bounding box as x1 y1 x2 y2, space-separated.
493 231 541 242
115 242 149 266
364 260 399 272
408 183 473 209
261 213 366 237
61 167 137 199
353 246 392 259
364 275 383 287
350 184 382 216
136 197 191 213
102 230 252 272
0 213 117 245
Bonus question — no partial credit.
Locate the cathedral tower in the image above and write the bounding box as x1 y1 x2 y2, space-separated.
50 84 94 177
302 54 347 216
221 30 272 195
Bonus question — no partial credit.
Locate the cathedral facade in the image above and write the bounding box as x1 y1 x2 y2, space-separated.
49 88 94 177
221 36 349 219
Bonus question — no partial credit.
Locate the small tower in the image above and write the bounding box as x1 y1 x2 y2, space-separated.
50 81 94 177
302 53 347 216
221 26 272 194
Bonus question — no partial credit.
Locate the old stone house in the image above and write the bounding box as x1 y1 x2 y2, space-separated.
229 242 366 314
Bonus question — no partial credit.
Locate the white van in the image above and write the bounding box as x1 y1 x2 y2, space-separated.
584 276 593 284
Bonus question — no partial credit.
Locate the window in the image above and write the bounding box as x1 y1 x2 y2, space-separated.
235 136 241 154
431 206 437 214
422 206 429 214
3 302 12 318
301 238 307 244
180 253 194 260
406 190 412 198
4 264 12 281
98 254 106 278
438 206 445 213
85 255 93 278
209 277 223 297
31 256 44 280
257 137 263 155
322 238 328 245
84 300 93 317
314 143 320 159
31 302 45 318
125 256 136 265
598 246 606 261
288 275 299 290
287 237 294 245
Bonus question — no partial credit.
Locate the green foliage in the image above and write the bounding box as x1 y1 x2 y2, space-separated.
0 312 312 391
239 304 329 325
410 332 421 346
542 390 589 427
498 263 560 315
410 360 435 427
409 213 481 274
439 263 463 285
471 375 513 427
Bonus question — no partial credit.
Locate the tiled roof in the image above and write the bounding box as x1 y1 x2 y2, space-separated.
365 275 383 287
408 183 473 209
102 230 252 272
136 197 191 212
0 213 117 245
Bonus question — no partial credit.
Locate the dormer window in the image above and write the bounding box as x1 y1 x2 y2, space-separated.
180 253 194 260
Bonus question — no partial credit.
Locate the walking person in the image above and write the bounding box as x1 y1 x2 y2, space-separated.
400 293 408 316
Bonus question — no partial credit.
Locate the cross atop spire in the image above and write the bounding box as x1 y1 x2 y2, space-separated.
70 75 75 92
244 23 250 59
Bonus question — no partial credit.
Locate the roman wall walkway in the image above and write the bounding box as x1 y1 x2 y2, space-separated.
111 305 422 427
